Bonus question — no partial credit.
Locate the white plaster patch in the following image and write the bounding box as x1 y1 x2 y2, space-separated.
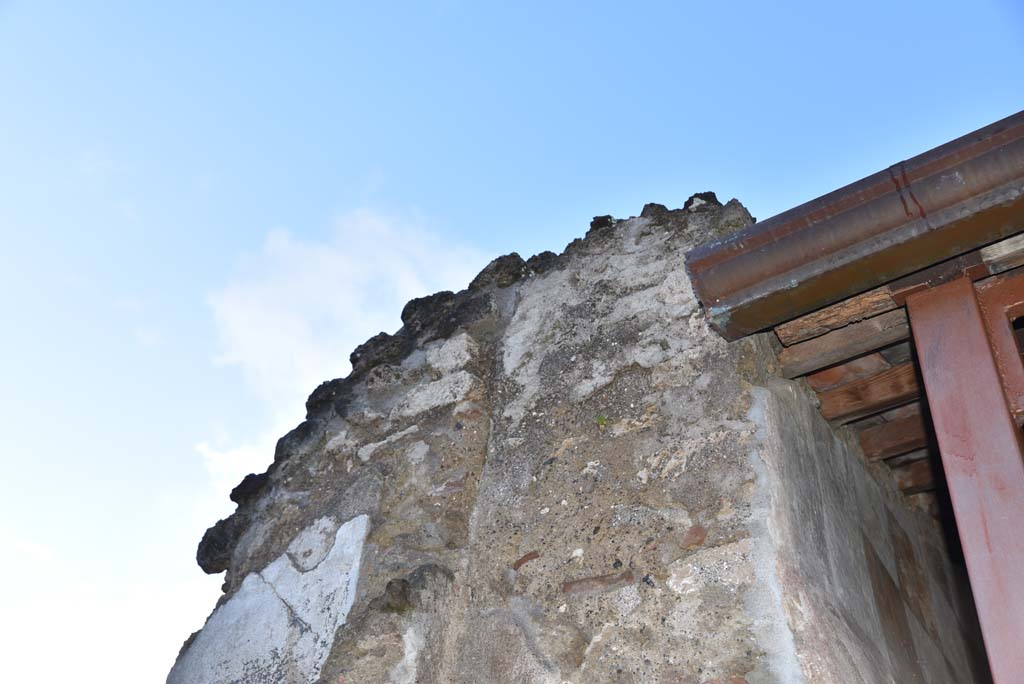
168 514 370 684
502 269 579 376
406 440 430 465
357 425 420 462
287 516 339 572
655 269 700 313
389 623 424 684
615 584 642 617
392 370 477 418
400 348 428 371
425 332 476 372
667 538 754 596
571 359 615 403
501 268 584 423
324 429 354 454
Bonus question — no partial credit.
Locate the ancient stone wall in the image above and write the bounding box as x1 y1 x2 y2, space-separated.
169 197 986 683
753 378 989 683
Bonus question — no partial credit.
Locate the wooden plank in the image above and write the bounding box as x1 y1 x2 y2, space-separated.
806 353 890 392
858 407 928 461
884 448 930 468
779 309 909 378
848 414 887 429
891 458 935 494
907 491 940 518
879 340 913 366
774 287 896 346
879 401 921 421
772 232 1024 348
819 363 920 424
980 232 1024 275
889 250 988 304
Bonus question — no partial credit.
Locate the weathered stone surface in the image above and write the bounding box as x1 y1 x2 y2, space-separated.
640 202 670 218
400 291 457 335
525 250 559 274
683 190 722 211
469 252 528 290
196 512 250 574
230 471 269 505
752 377 989 683
350 331 415 374
173 198 986 683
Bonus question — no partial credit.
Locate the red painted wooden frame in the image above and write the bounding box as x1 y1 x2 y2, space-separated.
907 277 1024 683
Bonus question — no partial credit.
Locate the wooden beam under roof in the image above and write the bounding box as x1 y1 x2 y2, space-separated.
806 353 890 392
773 230 1024 349
891 458 935 495
819 363 920 424
779 309 909 378
775 287 896 346
858 407 928 461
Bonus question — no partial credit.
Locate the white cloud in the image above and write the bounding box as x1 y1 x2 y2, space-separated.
199 208 487 496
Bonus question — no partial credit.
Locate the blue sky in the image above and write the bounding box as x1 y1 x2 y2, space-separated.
0 1 1021 681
